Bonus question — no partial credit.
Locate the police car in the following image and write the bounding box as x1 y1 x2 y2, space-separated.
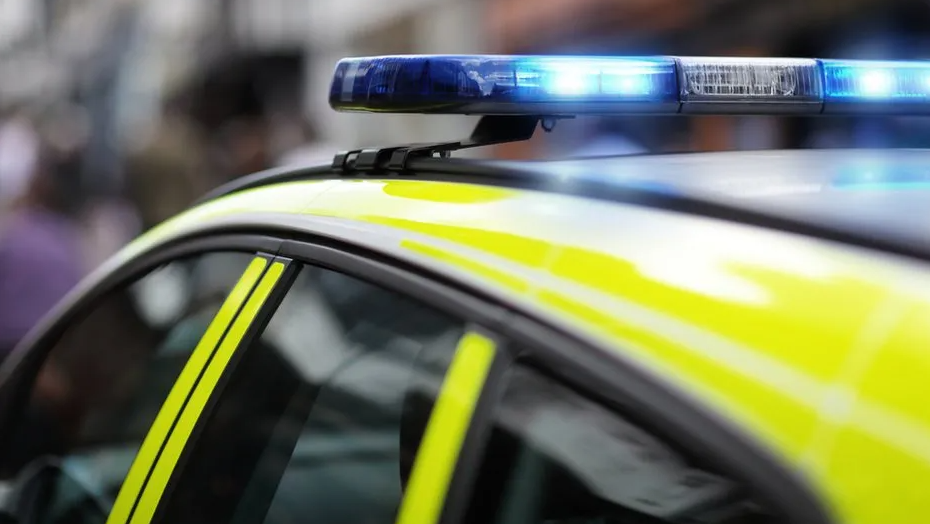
0 55 927 524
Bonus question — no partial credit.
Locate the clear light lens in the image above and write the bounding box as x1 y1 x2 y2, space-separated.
677 57 822 112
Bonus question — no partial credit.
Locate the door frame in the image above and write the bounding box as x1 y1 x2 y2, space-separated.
0 211 834 524
153 229 834 524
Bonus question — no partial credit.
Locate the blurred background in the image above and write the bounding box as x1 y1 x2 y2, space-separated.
0 0 929 278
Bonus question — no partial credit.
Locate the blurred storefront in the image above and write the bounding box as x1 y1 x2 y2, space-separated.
0 0 493 200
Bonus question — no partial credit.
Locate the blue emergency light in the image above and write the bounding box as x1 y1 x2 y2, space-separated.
329 55 930 115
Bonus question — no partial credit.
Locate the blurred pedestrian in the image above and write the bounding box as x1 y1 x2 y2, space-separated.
0 140 85 362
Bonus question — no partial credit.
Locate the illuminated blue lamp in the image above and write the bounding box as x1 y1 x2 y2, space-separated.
822 60 930 114
329 55 680 114
329 55 930 115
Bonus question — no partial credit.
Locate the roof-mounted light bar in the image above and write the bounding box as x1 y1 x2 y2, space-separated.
329 55 930 115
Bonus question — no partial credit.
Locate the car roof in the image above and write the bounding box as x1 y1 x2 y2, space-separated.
488 149 930 257
206 148 930 262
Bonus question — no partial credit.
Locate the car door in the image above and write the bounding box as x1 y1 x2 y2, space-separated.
96 235 831 524
136 239 511 524
0 236 284 524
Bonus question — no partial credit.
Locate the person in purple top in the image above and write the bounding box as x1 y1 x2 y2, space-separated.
0 142 84 362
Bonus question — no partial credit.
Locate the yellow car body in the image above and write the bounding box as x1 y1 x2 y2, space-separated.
0 149 927 524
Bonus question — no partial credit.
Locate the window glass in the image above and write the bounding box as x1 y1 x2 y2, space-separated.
161 264 467 524
0 252 256 524
464 366 781 524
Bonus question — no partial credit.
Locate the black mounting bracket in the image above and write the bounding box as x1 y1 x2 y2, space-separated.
332 115 567 172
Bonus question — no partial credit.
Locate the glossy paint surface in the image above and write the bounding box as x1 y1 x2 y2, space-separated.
125 177 930 524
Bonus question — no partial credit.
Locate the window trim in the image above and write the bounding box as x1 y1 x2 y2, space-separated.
0 234 282 450
141 256 300 524
439 341 514 524
276 240 512 329
261 235 834 524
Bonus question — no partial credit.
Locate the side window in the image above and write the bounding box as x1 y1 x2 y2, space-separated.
160 264 468 524
464 365 781 524
0 252 256 524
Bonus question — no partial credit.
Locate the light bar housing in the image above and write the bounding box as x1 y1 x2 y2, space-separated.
329 55 930 116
